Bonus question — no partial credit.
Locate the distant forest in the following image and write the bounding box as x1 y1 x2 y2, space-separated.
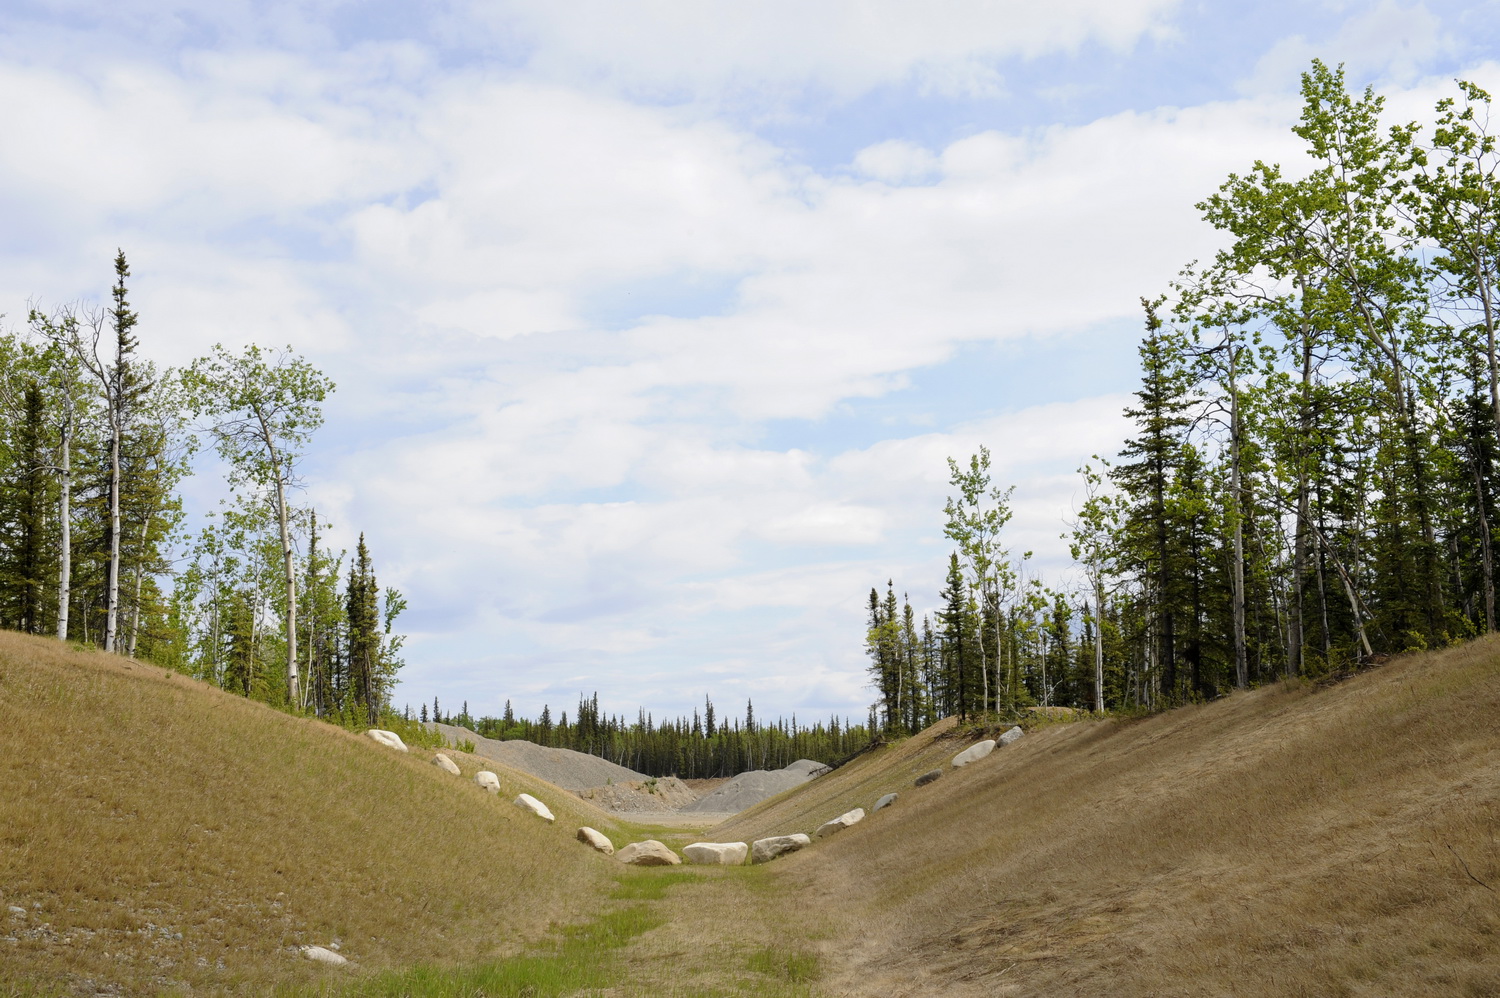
867 62 1500 731
416 694 874 779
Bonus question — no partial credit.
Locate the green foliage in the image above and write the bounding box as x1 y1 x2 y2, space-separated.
468 690 871 779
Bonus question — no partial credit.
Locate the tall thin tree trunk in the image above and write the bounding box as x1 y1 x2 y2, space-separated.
127 517 148 659
1092 591 1105 711
104 417 121 653
55 412 71 642
1230 390 1249 690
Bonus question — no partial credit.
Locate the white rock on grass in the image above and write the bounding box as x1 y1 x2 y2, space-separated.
682 841 749 866
750 834 811 864
617 840 681 866
815 808 865 839
873 792 898 811
951 739 996 768
999 725 1024 746
514 793 555 822
432 753 461 776
300 945 348 965
475 771 501 793
364 729 408 752
577 827 615 855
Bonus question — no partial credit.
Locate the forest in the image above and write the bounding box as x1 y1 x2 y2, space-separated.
422 693 874 779
0 253 405 728
865 62 1500 732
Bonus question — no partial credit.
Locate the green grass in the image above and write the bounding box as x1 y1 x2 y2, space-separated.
284 871 709 998
744 947 821 983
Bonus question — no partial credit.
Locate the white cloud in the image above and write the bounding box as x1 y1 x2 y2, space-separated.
1240 1 1454 94
486 0 1185 100
8 3 1497 723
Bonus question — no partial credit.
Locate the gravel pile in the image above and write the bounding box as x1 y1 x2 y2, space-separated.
428 723 647 791
680 759 830 813
578 777 698 813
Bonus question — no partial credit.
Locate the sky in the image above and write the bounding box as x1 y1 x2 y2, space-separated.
3 0 1499 725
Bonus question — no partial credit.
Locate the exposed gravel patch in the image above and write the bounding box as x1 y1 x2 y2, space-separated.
680 759 830 813
428 723 648 790
578 777 698 813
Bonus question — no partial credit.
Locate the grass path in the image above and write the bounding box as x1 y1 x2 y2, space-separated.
284 862 825 998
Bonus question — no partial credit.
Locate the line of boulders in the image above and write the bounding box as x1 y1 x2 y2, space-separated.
364 730 560 824
576 726 1027 868
911 724 1024 788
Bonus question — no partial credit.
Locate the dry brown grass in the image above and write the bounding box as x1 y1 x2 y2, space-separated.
6 629 1500 997
706 637 1500 996
0 631 632 996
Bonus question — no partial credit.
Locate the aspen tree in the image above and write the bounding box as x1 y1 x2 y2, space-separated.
185 344 333 708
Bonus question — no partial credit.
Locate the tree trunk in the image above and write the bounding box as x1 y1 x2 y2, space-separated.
104 416 121 653
1229 383 1249 690
1092 591 1105 711
260 420 299 709
55 412 71 642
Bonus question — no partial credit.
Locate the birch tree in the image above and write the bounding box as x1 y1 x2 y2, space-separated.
184 344 334 709
35 254 149 653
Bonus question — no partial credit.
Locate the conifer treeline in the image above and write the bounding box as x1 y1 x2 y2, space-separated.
868 62 1500 731
0 256 405 724
417 694 874 779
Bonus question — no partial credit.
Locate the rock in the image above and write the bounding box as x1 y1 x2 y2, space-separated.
682 841 749 865
432 753 461 776
364 729 408 752
617 840 681 866
815 808 865 839
873 792 898 811
300 945 348 965
952 739 996 768
999 725 1024 746
475 771 501 793
577 827 614 855
914 769 942 787
514 793 555 822
750 833 811 864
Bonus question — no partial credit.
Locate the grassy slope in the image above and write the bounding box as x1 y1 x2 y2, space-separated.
5 630 1499 997
691 635 1500 996
0 631 646 996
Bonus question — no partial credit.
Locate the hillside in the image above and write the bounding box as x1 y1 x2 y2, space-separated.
3 630 1498 996
668 635 1500 995
0 631 657 996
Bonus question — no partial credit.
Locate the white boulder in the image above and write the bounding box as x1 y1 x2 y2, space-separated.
682 841 749 866
475 770 501 793
952 739 996 768
364 729 408 752
751 833 811 864
815 808 865 839
577 827 615 855
514 793 555 822
300 945 348 965
999 725 1024 746
873 792 898 811
617 840 681 866
431 753 461 776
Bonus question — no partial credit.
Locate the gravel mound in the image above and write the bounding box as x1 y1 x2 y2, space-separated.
578 777 698 813
428 723 647 791
680 759 830 813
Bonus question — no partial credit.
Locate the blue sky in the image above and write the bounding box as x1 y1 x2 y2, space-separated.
3 0 1497 724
